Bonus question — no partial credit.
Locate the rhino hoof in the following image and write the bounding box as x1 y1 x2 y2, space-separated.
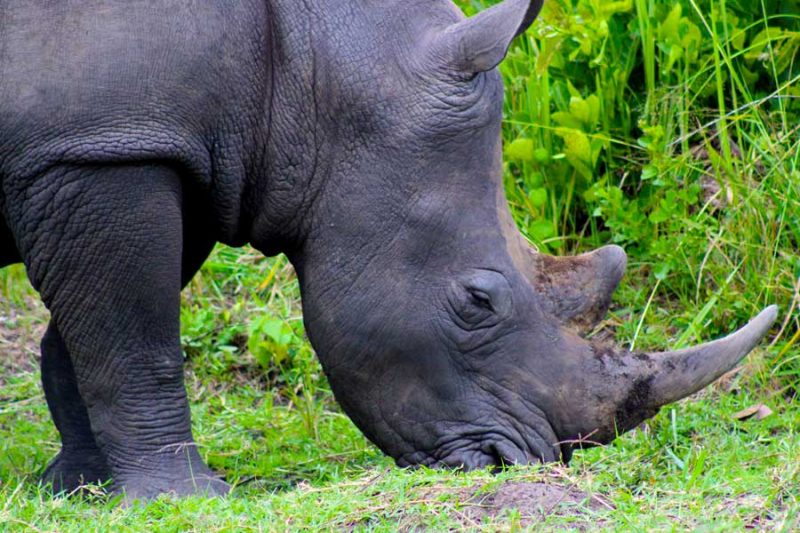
118 473 231 503
41 449 112 495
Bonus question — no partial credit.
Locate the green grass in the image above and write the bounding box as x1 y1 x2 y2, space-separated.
2 0 800 530
2 247 798 531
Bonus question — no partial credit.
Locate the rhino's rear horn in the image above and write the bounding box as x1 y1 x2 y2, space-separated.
430 0 544 74
530 245 627 334
644 305 778 408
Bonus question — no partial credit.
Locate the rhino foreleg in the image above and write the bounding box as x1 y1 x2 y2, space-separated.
11 164 228 500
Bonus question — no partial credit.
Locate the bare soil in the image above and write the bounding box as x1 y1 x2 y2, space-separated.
383 478 612 530
460 481 609 529
0 297 48 384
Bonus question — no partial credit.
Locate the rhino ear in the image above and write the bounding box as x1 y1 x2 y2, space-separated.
431 0 543 74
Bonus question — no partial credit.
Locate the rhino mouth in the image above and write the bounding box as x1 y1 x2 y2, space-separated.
394 426 561 470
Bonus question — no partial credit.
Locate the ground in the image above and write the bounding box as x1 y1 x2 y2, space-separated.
0 253 797 531
0 296 44 386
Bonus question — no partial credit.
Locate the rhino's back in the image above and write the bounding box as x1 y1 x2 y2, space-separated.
0 0 268 180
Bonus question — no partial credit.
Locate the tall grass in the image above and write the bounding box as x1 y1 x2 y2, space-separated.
496 0 800 390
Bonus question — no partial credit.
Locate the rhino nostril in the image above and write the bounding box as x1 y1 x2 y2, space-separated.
490 440 531 469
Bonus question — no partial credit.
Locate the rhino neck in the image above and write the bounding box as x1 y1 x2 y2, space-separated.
244 2 442 258
245 2 355 257
242 1 310 256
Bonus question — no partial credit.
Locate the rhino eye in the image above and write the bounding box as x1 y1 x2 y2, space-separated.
468 289 494 312
447 270 513 329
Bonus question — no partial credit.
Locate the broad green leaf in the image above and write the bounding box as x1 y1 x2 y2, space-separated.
505 138 534 162
557 128 592 164
533 148 551 164
569 97 592 125
658 4 682 43
528 187 548 208
552 112 584 130
529 219 555 241
569 95 601 128
601 0 633 16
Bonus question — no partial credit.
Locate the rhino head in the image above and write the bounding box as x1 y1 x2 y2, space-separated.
278 0 776 468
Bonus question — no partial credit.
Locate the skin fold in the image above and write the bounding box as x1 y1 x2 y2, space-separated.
0 0 775 500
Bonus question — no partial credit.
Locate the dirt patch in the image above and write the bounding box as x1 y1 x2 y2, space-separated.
461 481 609 529
0 298 48 383
380 479 612 530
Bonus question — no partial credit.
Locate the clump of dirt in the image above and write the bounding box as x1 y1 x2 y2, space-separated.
383 479 612 530
462 481 609 528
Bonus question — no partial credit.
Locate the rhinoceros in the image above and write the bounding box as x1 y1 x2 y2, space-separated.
0 0 776 500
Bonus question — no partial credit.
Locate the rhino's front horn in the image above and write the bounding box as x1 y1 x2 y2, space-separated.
645 305 778 408
430 0 544 74
579 306 778 443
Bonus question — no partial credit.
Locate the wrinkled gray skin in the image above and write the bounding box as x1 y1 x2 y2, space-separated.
0 0 776 500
